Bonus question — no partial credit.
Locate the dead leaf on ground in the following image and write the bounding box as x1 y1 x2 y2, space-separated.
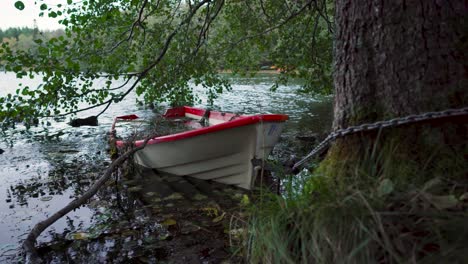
212 212 226 223
161 218 177 226
424 193 458 210
459 193 468 201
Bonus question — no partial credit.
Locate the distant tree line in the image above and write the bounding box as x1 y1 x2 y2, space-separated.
1 26 64 52
0 27 38 41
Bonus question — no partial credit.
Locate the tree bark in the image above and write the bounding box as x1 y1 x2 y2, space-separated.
333 0 467 129
329 0 467 169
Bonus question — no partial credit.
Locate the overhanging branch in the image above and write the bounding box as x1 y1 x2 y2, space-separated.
220 0 315 56
44 0 215 119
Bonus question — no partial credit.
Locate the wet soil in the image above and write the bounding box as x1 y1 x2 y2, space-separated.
35 165 249 263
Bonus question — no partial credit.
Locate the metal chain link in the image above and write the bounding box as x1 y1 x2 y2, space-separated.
292 106 468 170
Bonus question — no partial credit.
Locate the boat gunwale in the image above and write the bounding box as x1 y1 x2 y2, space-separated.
112 106 288 147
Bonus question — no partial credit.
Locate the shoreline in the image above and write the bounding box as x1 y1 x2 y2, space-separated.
218 69 281 74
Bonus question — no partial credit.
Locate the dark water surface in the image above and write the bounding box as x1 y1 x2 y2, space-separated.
0 72 332 262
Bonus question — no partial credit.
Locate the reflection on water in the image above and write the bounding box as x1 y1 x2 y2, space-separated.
0 72 332 262
0 130 110 262
195 73 333 160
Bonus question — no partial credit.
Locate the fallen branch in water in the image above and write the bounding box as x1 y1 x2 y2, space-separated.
22 137 151 263
69 115 99 127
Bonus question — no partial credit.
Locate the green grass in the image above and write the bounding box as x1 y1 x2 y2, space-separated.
245 139 468 263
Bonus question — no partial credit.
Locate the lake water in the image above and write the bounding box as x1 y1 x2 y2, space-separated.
0 71 332 261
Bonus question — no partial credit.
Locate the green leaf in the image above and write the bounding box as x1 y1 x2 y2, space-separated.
460 193 468 201
40 196 53 201
66 232 91 240
425 194 458 210
40 3 47 10
161 218 177 226
240 194 250 206
377 179 394 197
212 212 226 223
14 1 25 10
49 11 57 18
12 65 22 72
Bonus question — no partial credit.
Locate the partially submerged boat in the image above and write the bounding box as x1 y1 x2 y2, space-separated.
111 106 288 189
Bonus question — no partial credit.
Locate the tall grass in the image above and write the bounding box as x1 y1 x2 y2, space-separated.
246 140 468 263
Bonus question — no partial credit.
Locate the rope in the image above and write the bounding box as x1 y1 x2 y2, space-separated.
292 106 468 170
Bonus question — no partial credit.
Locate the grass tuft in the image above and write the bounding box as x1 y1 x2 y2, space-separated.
245 139 468 263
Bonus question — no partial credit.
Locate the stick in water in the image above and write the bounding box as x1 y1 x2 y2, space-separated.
22 137 151 263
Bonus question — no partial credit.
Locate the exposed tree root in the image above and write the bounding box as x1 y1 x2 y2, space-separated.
22 138 150 263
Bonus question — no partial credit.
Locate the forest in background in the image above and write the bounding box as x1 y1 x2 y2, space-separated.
0 26 64 53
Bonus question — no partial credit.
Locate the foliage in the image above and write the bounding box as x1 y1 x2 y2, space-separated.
210 0 333 93
0 0 333 130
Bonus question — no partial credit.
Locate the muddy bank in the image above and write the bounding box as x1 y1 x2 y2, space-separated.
36 165 250 263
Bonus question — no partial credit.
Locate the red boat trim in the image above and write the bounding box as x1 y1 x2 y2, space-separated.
116 114 139 120
114 106 288 147
163 107 185 118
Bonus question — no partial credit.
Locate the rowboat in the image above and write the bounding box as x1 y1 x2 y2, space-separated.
111 106 288 190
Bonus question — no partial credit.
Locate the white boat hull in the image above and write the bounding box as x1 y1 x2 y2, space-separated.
113 107 287 190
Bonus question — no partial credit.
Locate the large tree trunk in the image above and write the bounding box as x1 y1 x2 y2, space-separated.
329 0 467 176
334 0 467 128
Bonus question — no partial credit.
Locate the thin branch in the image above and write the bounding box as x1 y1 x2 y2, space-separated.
142 0 161 21
106 77 133 91
192 0 224 56
197 2 212 46
96 100 112 117
108 0 149 53
259 0 272 21
150 1 223 85
220 0 314 56
53 76 141 117
136 0 149 23
311 13 320 57
56 77 132 101
45 99 111 118
139 0 212 76
167 0 184 29
115 75 143 101
43 0 213 120
283 0 292 14
314 0 334 34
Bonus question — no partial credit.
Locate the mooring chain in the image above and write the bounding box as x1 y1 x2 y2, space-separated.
292 106 468 170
